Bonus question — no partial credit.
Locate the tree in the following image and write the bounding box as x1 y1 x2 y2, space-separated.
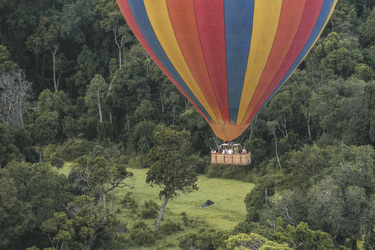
70 156 133 208
68 45 101 97
13 127 33 162
97 0 133 68
37 89 72 118
166 91 181 125
260 144 375 248
1 161 73 249
284 144 328 189
0 176 33 249
0 124 21 167
359 7 375 46
85 74 109 124
127 120 156 166
273 220 334 250
41 212 74 250
0 70 32 126
320 33 362 78
0 45 18 72
225 232 291 250
243 175 282 224
110 57 150 136
146 128 198 234
267 121 282 169
26 14 61 90
354 63 375 81
66 196 113 250
57 0 99 45
31 112 59 162
266 89 294 138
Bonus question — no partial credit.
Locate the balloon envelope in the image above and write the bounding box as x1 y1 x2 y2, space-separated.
117 0 337 141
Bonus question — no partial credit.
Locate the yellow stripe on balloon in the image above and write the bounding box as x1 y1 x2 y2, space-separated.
236 0 282 124
144 0 218 123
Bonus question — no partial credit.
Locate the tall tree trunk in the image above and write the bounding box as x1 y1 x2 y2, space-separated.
172 105 175 125
249 116 258 140
6 102 12 124
52 47 58 92
39 146 43 162
114 30 123 69
100 192 107 209
273 133 282 169
304 106 312 140
161 93 165 114
41 53 46 88
19 99 23 126
118 46 122 69
97 92 103 124
307 121 312 141
108 84 113 124
155 195 169 235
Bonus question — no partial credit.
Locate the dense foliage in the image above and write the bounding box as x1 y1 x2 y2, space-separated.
1 0 375 249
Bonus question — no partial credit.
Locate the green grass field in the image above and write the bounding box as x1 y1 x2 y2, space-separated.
111 168 254 249
61 165 254 249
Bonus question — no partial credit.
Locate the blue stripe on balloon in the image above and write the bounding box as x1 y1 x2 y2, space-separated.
127 0 213 123
224 0 254 124
250 0 335 121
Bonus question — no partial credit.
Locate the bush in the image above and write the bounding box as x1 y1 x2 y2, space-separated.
127 221 155 246
42 144 58 158
178 229 229 250
140 200 158 219
55 139 96 161
121 192 137 209
159 220 182 235
207 164 249 181
88 143 122 162
181 212 191 227
221 165 248 180
225 233 292 250
187 155 210 174
44 157 64 168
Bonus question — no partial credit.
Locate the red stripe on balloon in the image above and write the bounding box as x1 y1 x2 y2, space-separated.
194 0 230 124
167 0 223 123
242 0 306 124
116 0 211 123
247 0 323 123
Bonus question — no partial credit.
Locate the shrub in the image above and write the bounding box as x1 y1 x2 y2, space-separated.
140 200 158 219
225 233 291 250
221 165 247 180
127 221 155 246
178 229 229 250
206 164 223 178
159 220 182 235
44 157 64 168
121 192 137 209
180 212 198 227
55 139 96 161
187 155 209 174
207 164 248 181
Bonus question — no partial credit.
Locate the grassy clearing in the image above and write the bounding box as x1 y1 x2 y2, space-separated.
111 168 254 249
114 168 253 229
60 164 254 249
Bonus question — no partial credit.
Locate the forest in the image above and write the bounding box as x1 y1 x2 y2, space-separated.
1 0 375 249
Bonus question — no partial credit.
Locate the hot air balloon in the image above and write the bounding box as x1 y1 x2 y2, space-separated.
116 0 337 142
